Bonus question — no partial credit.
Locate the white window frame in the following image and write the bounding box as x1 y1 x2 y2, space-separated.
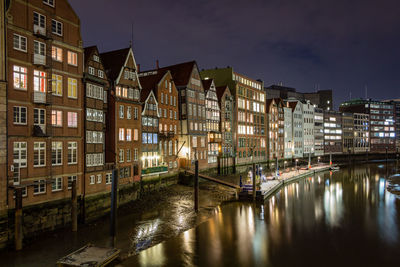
33 180 46 195
34 142 46 167
97 174 102 184
13 142 27 168
105 173 112 184
13 34 27 52
68 78 78 98
90 175 95 185
34 40 46 56
52 19 63 36
13 65 28 90
13 106 27 125
68 176 77 190
67 112 78 128
68 142 77 165
52 74 63 96
67 51 77 66
43 0 55 7
52 177 63 192
51 110 62 127
52 141 63 166
52 46 63 62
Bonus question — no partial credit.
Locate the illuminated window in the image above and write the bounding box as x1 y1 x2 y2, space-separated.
52 74 62 96
13 66 27 90
34 70 47 92
67 51 77 66
68 78 77 98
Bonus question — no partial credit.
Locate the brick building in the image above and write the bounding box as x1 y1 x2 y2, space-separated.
139 70 180 174
101 47 142 183
142 62 207 169
6 0 84 207
0 0 7 213
266 98 284 161
83 46 111 198
216 85 234 159
200 67 266 165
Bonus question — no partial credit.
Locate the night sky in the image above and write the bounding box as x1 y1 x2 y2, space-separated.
69 0 400 108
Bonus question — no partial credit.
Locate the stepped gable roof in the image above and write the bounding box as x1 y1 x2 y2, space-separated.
100 47 130 81
202 79 213 94
144 61 197 87
84 46 97 65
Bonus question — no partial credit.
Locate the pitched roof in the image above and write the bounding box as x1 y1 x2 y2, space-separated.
139 71 168 103
142 61 197 87
202 79 213 93
216 85 229 102
84 46 97 65
100 47 131 81
288 101 298 111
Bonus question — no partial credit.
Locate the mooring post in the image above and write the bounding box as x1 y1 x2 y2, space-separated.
15 188 23 251
71 180 78 232
252 163 256 201
110 169 118 247
194 159 199 212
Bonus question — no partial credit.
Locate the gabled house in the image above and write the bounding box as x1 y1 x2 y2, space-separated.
203 79 221 166
141 61 207 169
100 47 142 183
288 100 304 159
139 70 180 174
266 98 284 162
83 46 111 202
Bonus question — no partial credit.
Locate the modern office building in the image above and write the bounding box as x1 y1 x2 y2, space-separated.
323 110 343 154
353 113 370 153
342 112 354 154
340 99 396 153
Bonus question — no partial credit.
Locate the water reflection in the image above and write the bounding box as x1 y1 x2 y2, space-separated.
127 163 400 267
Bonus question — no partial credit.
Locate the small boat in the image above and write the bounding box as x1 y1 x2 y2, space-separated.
330 166 340 171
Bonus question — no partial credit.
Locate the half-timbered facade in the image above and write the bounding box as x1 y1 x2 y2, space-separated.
83 46 110 196
139 70 180 173
203 79 221 165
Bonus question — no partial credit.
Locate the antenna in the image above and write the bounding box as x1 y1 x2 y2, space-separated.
130 21 134 48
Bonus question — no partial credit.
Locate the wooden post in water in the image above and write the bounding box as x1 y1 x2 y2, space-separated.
71 180 77 232
110 169 118 247
15 188 23 251
194 159 199 212
252 162 256 201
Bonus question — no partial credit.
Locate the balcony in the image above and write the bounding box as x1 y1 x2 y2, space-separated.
141 165 168 175
32 125 47 137
33 54 46 66
33 91 46 104
33 25 46 36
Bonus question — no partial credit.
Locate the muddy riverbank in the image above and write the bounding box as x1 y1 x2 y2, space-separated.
0 181 237 266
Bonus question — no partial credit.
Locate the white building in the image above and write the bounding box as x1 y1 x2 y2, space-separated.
303 101 315 156
284 105 293 159
314 107 324 156
288 99 303 158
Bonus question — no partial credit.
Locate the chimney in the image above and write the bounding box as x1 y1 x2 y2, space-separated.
137 64 140 73
156 60 159 69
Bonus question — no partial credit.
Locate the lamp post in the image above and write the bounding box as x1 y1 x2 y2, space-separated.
295 159 298 172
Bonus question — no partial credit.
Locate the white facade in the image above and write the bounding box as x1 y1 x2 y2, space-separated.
303 101 315 156
314 108 324 156
284 106 293 159
289 100 303 158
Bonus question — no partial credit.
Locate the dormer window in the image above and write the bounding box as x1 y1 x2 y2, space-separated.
93 55 100 62
43 0 55 7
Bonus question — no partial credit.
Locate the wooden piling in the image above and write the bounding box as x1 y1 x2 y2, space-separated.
71 180 77 232
194 160 199 212
15 188 23 251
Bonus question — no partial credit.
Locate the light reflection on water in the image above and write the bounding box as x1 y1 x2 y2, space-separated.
127 163 400 267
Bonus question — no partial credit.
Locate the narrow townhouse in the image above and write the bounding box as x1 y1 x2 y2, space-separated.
100 47 142 183
141 62 207 169
139 70 180 174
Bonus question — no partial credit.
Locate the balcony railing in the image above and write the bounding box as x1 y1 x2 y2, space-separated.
141 165 168 175
33 25 46 36
33 91 46 104
33 54 46 66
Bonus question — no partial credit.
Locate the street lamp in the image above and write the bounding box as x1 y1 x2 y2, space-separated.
318 156 321 164
295 159 298 171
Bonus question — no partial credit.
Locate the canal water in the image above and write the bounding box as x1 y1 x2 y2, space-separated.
125 163 400 267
